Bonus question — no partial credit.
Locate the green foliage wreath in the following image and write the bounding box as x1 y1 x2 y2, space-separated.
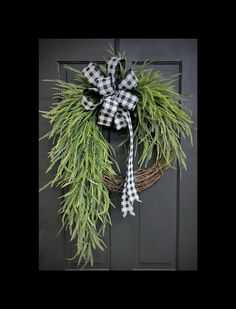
39 48 193 267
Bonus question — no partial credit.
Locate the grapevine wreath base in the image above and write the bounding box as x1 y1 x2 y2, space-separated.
40 47 193 268
103 157 168 192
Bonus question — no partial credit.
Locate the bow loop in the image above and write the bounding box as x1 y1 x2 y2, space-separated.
81 88 102 111
82 62 105 87
107 57 125 88
118 68 138 90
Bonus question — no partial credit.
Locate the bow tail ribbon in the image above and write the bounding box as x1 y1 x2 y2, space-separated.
121 111 141 217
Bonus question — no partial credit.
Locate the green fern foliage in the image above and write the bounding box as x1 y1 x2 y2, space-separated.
40 78 117 267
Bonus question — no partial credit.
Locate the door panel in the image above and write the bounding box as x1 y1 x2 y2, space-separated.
39 39 197 270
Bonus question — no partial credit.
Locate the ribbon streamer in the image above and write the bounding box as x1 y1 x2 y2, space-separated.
81 57 141 217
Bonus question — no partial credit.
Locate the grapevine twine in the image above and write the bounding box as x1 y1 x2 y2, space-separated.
40 47 193 267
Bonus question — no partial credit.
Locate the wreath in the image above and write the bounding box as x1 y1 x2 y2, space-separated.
40 48 193 267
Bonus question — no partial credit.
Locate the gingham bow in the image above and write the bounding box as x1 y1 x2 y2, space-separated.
81 57 141 217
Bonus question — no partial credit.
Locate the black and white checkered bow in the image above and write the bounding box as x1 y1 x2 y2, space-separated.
81 57 141 217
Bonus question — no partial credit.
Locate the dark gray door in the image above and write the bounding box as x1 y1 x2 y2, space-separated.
39 38 197 270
